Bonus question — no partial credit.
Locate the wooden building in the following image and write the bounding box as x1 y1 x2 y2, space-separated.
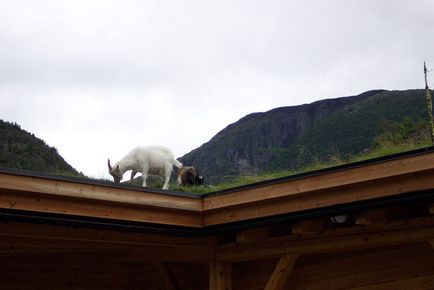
2 147 434 289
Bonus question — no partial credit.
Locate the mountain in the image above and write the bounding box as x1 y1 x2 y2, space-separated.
0 120 80 176
180 89 432 184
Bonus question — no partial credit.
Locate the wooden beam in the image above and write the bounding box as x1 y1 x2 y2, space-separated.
236 228 269 242
210 261 232 290
0 189 202 227
209 261 217 290
0 173 201 211
290 243 434 286
0 171 204 227
0 247 214 264
155 263 179 290
0 221 216 249
203 151 434 211
355 206 417 226
343 274 434 290
264 254 298 290
203 169 434 226
217 224 434 262
292 218 329 234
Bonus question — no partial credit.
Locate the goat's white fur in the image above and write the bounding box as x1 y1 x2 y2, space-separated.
108 146 182 190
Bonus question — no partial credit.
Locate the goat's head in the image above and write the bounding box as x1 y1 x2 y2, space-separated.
195 175 205 185
107 159 123 183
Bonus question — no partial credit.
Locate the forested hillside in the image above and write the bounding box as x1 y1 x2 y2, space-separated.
0 120 80 176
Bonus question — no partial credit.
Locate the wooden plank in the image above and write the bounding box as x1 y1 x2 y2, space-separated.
292 243 434 283
155 263 179 290
356 209 395 226
217 225 434 262
204 170 434 226
0 173 201 211
0 221 216 248
0 245 215 263
167 263 208 290
342 274 434 290
230 245 434 290
210 261 232 290
0 189 202 227
0 263 135 289
292 218 329 234
209 261 218 290
289 259 434 290
204 151 434 211
317 216 434 239
264 254 298 290
233 260 275 290
355 206 419 226
236 228 269 242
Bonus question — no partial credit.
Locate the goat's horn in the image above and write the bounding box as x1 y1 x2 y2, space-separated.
108 159 113 171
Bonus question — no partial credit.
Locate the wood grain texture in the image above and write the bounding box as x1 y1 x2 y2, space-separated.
264 254 298 290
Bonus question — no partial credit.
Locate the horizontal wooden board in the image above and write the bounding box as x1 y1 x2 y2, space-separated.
204 151 434 211
0 188 202 227
217 224 434 261
204 170 434 226
0 221 216 248
0 172 201 211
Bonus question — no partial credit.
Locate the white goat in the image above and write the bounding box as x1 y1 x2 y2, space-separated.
108 146 182 190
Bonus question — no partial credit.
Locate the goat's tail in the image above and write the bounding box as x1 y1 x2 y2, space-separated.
173 159 183 169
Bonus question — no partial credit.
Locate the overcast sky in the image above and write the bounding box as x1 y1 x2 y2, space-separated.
1 0 433 179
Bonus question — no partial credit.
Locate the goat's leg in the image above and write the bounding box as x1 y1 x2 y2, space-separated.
141 168 149 187
162 175 170 190
162 166 172 190
141 173 148 187
130 170 137 183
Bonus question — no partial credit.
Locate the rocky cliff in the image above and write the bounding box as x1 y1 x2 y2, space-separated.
180 89 430 183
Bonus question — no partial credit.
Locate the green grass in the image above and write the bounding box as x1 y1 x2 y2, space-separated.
101 138 431 195
180 145 428 195
98 118 434 195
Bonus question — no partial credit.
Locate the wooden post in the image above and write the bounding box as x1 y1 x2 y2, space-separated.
210 261 232 290
264 254 299 290
424 61 434 144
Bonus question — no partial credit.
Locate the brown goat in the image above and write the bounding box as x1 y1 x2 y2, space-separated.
177 166 204 186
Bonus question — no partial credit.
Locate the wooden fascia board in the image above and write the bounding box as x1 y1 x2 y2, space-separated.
202 151 434 226
203 169 434 226
0 172 201 211
204 170 434 226
203 151 434 211
1 150 434 228
0 172 203 228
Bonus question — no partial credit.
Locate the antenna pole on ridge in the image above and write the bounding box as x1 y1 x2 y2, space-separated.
424 61 434 145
